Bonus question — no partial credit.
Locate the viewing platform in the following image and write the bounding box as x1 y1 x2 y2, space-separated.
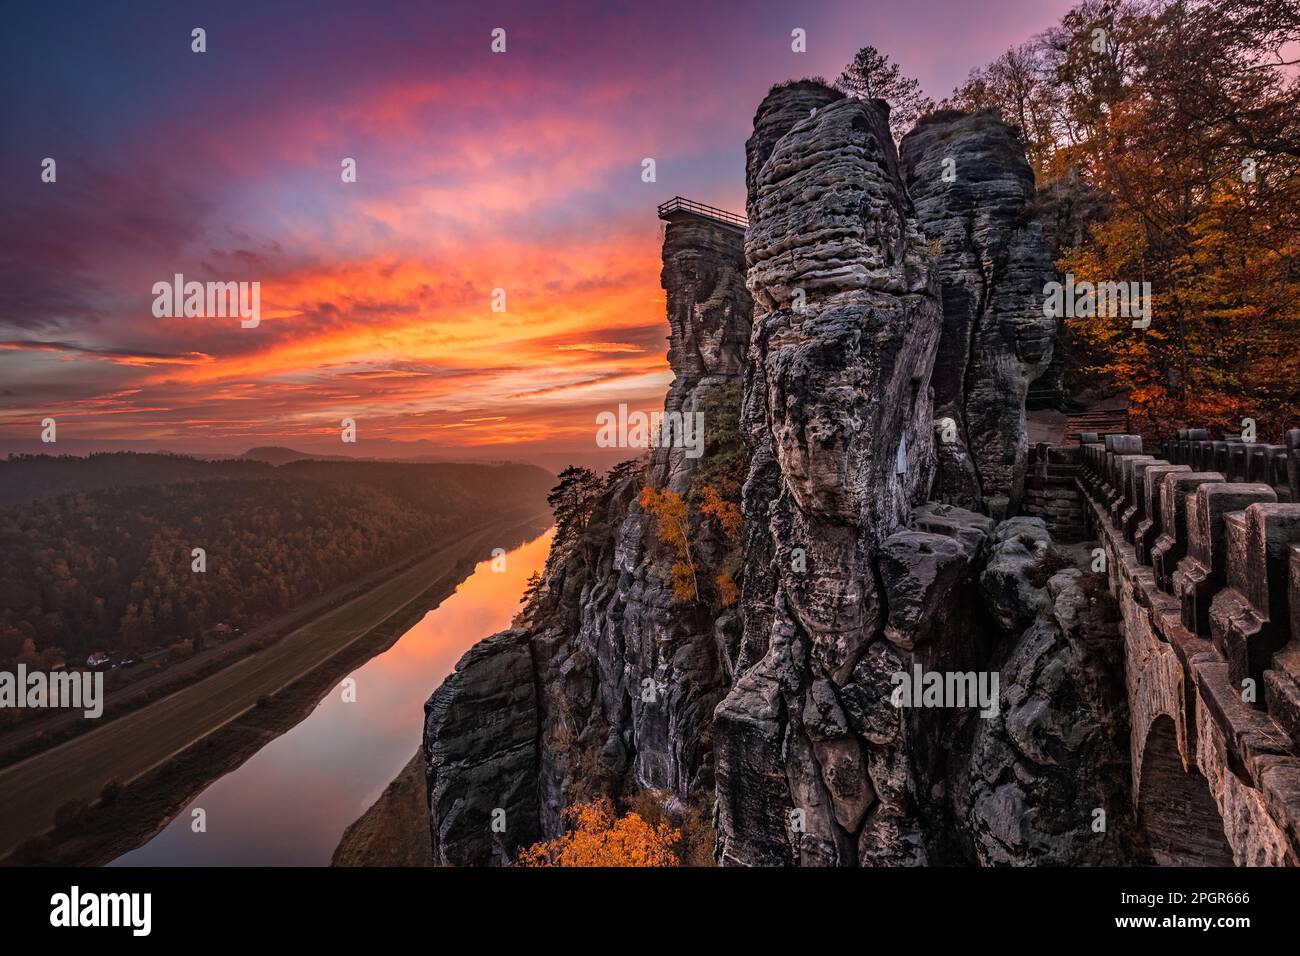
657 196 747 233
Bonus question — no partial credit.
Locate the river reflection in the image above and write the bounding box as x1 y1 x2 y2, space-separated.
112 526 554 866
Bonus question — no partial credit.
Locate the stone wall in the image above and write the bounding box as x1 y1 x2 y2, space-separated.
1073 429 1300 865
1023 443 1087 542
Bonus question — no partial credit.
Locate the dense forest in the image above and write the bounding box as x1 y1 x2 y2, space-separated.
0 454 553 666
942 0 1299 437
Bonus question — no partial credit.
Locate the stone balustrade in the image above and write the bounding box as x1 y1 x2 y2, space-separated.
1068 428 1300 865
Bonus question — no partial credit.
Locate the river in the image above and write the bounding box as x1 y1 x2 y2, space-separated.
111 527 554 866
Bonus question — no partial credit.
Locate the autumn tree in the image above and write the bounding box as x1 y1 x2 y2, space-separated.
1056 0 1300 437
1038 0 1146 145
836 45 936 140
636 384 747 609
949 0 1300 438
515 797 680 867
691 382 746 607
944 42 1064 179
697 486 741 606
624 790 717 867
639 486 698 603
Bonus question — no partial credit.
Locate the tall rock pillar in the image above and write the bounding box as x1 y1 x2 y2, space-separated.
899 110 1056 519
715 83 944 865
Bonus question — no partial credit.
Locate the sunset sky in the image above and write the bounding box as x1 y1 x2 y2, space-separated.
0 0 1075 464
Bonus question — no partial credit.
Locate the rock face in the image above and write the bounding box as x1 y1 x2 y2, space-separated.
652 210 750 494
420 87 1136 868
715 86 946 865
900 110 1056 520
744 81 846 225
423 630 539 865
958 530 1144 864
422 206 753 862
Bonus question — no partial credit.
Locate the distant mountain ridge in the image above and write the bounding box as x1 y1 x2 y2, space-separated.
0 450 555 509
239 446 349 465
0 452 273 508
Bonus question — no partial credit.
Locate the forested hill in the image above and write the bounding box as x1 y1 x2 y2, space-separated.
0 453 273 508
0 455 555 666
276 459 558 516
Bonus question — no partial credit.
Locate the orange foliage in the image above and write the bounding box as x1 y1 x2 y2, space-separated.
948 1 1300 440
698 483 743 540
638 486 699 602
515 797 680 867
714 570 739 607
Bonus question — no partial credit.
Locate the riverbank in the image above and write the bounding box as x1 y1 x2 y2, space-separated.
332 749 432 867
0 510 551 866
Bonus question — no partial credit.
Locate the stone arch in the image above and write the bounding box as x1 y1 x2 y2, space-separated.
1136 715 1232 865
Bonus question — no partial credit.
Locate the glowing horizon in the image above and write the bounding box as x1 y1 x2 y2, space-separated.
0 0 1076 459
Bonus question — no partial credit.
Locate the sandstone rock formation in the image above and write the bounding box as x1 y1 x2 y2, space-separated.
958 530 1143 865
653 210 751 493
900 110 1056 520
421 86 1138 869
716 86 945 865
744 81 846 225
424 630 539 865
422 204 752 864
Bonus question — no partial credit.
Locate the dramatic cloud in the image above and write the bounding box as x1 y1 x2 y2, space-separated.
0 0 1074 458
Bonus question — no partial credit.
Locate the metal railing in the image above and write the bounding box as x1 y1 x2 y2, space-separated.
656 196 748 230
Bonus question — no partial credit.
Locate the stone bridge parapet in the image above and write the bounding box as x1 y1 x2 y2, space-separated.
1045 427 1300 865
